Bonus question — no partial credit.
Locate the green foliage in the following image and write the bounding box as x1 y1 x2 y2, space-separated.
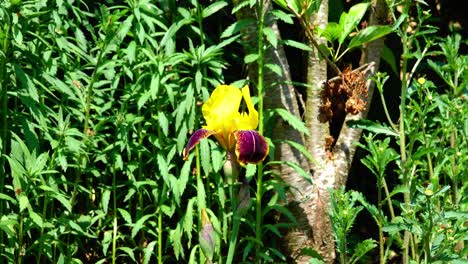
317 2 393 62
329 187 377 264
1 0 465 263
353 1 468 263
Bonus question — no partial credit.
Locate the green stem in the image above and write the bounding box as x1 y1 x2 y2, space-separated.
226 184 240 264
70 42 106 206
399 5 411 262
0 15 11 248
112 164 117 264
255 0 265 261
158 209 163 264
17 213 24 264
377 178 384 264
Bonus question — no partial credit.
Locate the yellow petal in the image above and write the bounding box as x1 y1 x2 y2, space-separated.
202 85 242 148
236 85 258 130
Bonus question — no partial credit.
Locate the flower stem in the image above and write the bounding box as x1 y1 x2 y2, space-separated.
255 0 265 260
226 184 240 264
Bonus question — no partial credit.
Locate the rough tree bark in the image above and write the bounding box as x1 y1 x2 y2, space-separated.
304 0 389 263
303 1 337 262
233 0 315 261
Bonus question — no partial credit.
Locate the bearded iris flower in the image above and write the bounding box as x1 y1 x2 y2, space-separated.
183 84 269 166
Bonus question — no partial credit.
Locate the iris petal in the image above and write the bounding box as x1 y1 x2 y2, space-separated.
183 129 215 160
234 130 269 165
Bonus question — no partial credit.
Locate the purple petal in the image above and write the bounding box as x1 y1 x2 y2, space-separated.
234 130 269 165
183 129 215 160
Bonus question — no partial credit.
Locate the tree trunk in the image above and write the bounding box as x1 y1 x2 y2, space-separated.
234 0 388 262
303 0 388 262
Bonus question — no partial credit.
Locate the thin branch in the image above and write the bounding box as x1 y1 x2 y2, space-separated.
287 4 342 76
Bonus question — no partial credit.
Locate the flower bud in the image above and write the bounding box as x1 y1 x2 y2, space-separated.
199 209 215 261
223 151 240 184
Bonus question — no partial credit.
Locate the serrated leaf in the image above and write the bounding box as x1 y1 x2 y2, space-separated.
271 9 293 24
221 19 254 38
200 139 211 176
170 224 184 260
265 63 283 77
29 210 44 228
346 119 398 137
143 241 157 264
244 53 259 64
282 39 313 51
202 1 228 18
101 189 111 214
272 108 310 136
102 231 112 256
118 208 133 224
19 195 29 212
158 111 169 137
349 239 377 264
263 27 278 48
119 247 137 262
183 198 195 246
267 160 312 184
131 214 153 238
157 153 170 186
53 193 72 212
279 139 317 164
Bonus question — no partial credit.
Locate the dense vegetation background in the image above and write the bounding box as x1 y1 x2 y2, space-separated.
0 0 466 263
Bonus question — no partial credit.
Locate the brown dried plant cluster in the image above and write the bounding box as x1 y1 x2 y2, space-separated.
318 66 368 123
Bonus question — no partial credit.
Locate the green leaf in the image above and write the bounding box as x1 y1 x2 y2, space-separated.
267 160 311 184
183 198 196 245
143 241 157 264
170 224 184 260
102 231 112 256
244 53 259 64
318 23 342 43
221 19 254 39
349 239 377 264
131 214 153 238
346 119 398 137
278 139 317 164
263 27 278 48
339 3 370 44
29 210 44 228
271 9 293 24
282 39 313 51
53 193 72 212
119 247 136 262
0 193 17 204
19 195 29 212
270 108 310 136
348 25 393 50
101 189 111 214
158 112 169 137
200 139 211 176
157 153 170 186
118 208 133 224
202 1 228 18
265 63 283 77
